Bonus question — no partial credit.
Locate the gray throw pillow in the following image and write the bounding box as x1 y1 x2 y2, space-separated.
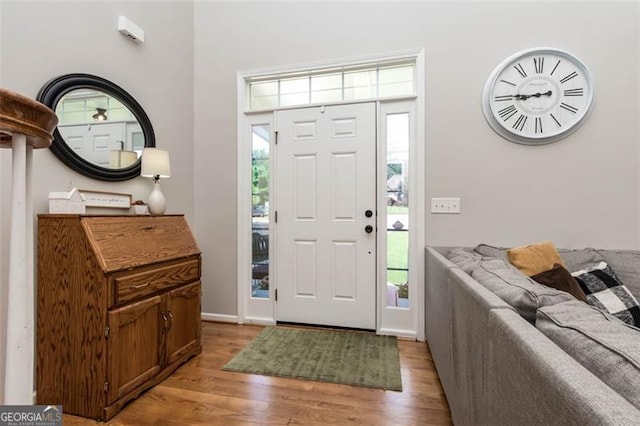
474 244 508 260
471 258 573 323
537 300 640 410
557 247 604 273
446 248 482 274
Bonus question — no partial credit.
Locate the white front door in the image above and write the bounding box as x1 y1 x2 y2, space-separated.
58 122 125 167
275 103 377 329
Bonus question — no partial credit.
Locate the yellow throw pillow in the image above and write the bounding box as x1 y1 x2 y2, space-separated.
507 241 565 277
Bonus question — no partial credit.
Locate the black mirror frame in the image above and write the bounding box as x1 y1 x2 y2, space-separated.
37 73 155 181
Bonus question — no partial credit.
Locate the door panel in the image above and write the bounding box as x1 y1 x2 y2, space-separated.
166 281 202 365
58 122 125 167
107 296 162 404
332 241 357 299
294 155 317 219
276 103 376 329
294 240 317 297
332 153 356 219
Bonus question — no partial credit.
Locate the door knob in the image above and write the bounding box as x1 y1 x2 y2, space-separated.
365 210 373 218
365 225 373 233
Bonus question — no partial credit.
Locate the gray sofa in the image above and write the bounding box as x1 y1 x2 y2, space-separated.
425 246 640 425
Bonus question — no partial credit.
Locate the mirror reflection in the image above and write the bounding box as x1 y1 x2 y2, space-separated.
55 89 144 169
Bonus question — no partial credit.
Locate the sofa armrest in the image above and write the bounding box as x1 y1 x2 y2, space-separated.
447 268 514 425
426 246 514 425
425 247 455 398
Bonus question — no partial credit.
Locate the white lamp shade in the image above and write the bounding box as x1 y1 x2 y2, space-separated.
141 148 171 178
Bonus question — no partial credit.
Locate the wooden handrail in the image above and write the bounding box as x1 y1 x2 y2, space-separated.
0 87 57 149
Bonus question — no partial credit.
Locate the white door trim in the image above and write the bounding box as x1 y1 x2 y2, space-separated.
237 49 426 340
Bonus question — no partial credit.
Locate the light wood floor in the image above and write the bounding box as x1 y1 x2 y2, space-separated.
64 322 452 425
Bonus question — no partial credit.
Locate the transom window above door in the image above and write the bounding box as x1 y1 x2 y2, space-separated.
247 61 415 111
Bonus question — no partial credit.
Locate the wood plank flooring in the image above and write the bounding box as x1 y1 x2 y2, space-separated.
63 322 452 425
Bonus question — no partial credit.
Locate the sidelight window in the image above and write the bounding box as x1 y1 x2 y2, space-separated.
251 124 270 299
385 113 410 308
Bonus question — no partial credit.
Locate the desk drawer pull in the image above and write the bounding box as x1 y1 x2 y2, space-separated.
132 282 151 289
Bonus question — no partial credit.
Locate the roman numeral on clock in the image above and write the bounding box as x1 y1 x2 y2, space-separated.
514 63 527 78
550 113 562 127
498 105 517 121
563 88 584 97
494 95 513 102
550 60 561 76
535 117 543 134
512 114 528 131
534 57 544 74
560 102 578 114
560 71 578 84
500 79 516 87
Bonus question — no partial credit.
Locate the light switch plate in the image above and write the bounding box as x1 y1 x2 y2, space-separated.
431 197 460 214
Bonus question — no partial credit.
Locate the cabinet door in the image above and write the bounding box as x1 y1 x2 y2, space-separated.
107 295 163 404
166 281 202 365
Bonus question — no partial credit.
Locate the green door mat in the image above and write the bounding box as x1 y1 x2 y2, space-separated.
222 326 402 391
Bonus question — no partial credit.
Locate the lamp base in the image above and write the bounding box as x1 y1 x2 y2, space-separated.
148 181 166 215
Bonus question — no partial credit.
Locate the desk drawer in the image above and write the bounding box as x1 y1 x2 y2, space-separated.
114 258 200 304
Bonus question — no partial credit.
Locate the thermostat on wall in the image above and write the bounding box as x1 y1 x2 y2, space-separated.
118 16 144 43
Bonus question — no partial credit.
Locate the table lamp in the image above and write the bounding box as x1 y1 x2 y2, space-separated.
141 148 171 215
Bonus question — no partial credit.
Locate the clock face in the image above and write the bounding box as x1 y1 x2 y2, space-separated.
482 48 594 145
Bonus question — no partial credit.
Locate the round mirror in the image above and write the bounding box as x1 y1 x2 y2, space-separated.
37 74 155 181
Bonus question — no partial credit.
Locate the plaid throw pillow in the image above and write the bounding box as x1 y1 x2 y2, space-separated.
572 262 640 327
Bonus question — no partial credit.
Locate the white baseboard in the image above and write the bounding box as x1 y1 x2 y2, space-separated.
201 313 238 323
242 316 276 326
200 314 412 337
378 327 419 341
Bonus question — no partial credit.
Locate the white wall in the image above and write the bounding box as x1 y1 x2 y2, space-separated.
0 0 194 400
194 1 639 316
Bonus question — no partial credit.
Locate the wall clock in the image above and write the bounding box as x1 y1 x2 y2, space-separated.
482 47 594 145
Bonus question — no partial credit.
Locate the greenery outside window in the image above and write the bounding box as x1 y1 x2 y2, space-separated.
251 124 270 299
386 113 409 308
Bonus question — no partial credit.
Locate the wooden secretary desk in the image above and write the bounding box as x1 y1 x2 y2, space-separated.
36 214 202 420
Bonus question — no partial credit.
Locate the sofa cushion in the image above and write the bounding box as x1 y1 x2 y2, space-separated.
599 250 640 302
446 248 483 274
531 263 587 303
572 262 640 327
557 247 604 274
474 243 508 260
537 300 640 410
470 258 574 323
507 241 565 276
474 244 604 274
